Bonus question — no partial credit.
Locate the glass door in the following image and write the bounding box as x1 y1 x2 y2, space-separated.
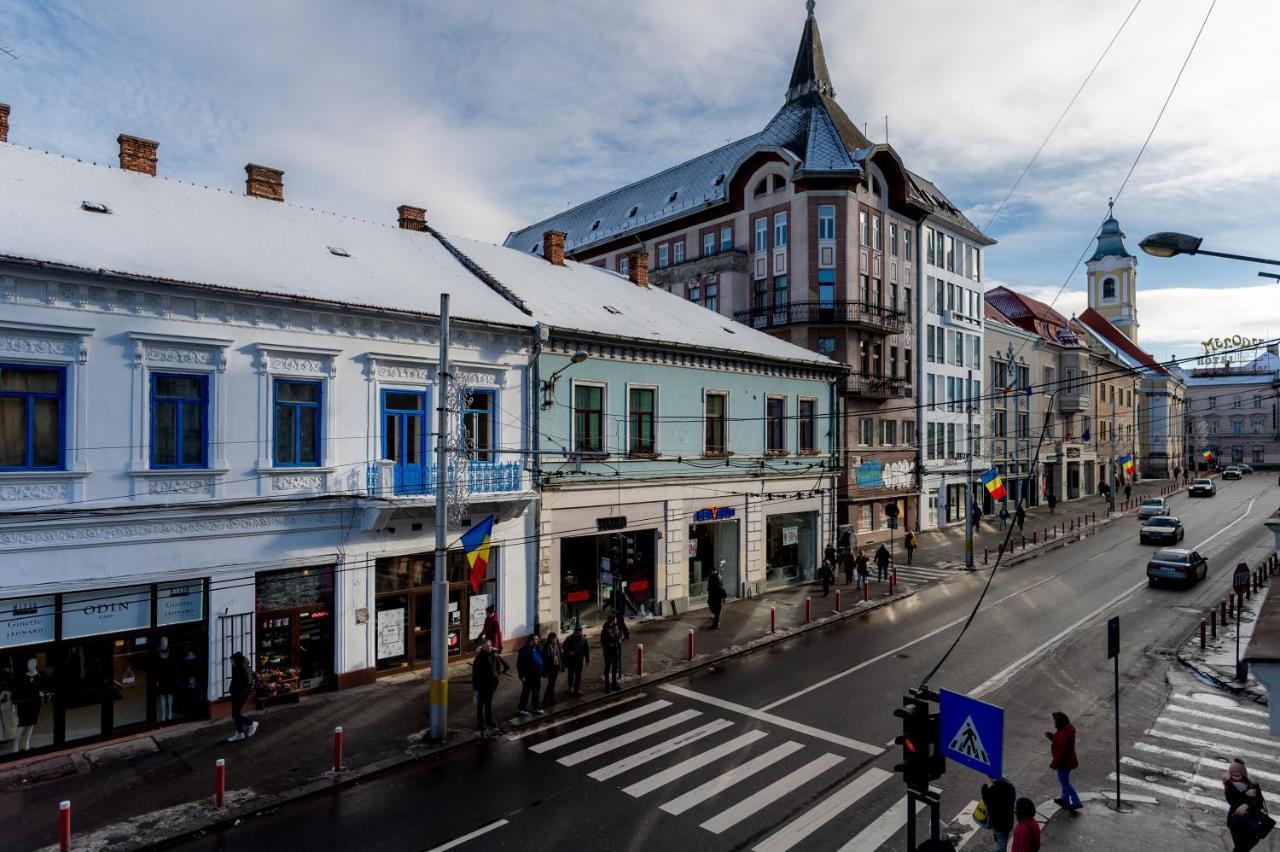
111 635 150 729
382 389 428 494
59 641 111 744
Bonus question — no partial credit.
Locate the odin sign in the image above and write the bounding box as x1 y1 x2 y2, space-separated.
62 585 151 639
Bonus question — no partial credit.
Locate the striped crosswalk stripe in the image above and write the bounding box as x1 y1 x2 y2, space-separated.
700 753 844 834
1164 703 1270 731
661 742 804 816
837 795 926 852
1174 696 1269 718
1108 773 1224 810
752 767 891 852
1132 742 1280 783
588 719 733 781
558 709 702 767
528 700 671 753
1146 727 1280 764
622 730 769 798
1152 715 1277 747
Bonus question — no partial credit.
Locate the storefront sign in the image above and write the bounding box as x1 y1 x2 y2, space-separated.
566 590 590 604
782 526 799 546
376 608 405 660
694 506 736 522
62 586 151 639
629 580 649 594
469 594 489 640
596 516 628 531
855 460 883 489
0 596 55 649
1065 447 1081 459
157 581 204 626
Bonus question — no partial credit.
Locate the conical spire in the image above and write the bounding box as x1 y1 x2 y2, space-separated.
1089 198 1134 261
786 1 835 102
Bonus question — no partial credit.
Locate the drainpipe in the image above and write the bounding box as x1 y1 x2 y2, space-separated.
830 369 841 546
530 324 547 636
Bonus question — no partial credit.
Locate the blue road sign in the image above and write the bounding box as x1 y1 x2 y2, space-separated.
940 688 1004 778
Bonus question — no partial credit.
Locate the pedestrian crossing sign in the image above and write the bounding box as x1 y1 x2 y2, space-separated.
939 689 1003 777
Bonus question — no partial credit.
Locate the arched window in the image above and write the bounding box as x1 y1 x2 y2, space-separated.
772 174 786 192
1102 277 1116 300
753 177 769 198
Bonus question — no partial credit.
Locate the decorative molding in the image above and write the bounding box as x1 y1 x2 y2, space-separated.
271 474 325 492
145 346 216 367
456 369 499 388
373 362 431 382
0 333 78 357
146 477 216 496
0 482 67 501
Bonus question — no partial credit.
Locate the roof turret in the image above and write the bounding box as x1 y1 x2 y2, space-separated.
1089 198 1135 262
786 1 835 102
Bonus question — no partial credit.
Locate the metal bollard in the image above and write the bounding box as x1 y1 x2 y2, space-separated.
215 758 226 808
863 582 870 602
805 597 812 623
1200 619 1207 649
1211 609 1217 638
1033 531 1038 544
637 644 644 677
770 606 776 634
333 726 344 773
1021 534 1026 550
1229 595 1235 617
984 548 989 565
687 629 694 660
1221 599 1228 622
890 570 896 594
835 589 842 610
59 801 70 852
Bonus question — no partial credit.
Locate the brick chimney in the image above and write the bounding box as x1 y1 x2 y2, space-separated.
543 231 566 266
0 103 9 144
117 134 158 176
626 249 649 288
244 163 284 202
397 205 427 231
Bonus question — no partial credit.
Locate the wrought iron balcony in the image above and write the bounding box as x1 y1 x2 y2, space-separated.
844 372 912 399
733 301 907 335
366 459 524 498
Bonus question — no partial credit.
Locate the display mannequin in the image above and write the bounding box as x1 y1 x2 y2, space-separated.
11 658 48 753
155 637 177 722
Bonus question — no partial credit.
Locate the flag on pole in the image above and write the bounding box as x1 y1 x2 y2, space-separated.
1082 427 1091 442
980 467 1007 501
1202 449 1213 461
462 514 496 593
1123 456 1135 475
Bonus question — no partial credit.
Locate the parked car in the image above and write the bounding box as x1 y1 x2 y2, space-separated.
1146 548 1208 588
1223 466 1242 480
1137 497 1169 521
1238 463 1254 475
1189 478 1216 497
1140 515 1184 545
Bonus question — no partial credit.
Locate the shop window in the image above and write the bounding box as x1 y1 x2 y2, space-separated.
561 530 657 631
272 379 321 466
799 399 816 453
150 373 208 468
765 511 817 588
462 389 495 462
382 389 428 494
573 384 605 454
704 392 728 454
629 387 656 454
256 566 335 697
0 363 64 470
766 397 786 452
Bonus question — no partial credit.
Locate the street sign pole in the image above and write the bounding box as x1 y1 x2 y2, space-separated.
1107 615 1120 807
906 789 916 851
1235 563 1250 683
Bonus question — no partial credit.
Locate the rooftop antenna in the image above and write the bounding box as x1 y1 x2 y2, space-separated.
884 115 890 145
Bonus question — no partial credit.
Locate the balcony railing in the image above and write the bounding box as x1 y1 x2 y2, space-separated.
845 372 912 399
1057 391 1091 412
366 460 523 498
648 249 749 288
733 301 907 335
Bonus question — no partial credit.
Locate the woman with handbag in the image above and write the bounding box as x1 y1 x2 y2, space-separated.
1225 758 1274 852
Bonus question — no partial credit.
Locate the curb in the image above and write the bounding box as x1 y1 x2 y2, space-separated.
134 585 920 850
1174 652 1270 705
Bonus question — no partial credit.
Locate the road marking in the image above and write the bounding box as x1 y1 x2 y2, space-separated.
701 752 844 834
660 742 804 816
1164 703 1270 731
1189 495 1259 550
426 819 509 852
623 730 769 798
752 767 892 852
1120 755 1220 788
558 709 702 767
1150 716 1277 747
659 684 882 755
588 719 734 781
1108 772 1223 810
1146 728 1280 764
1131 741 1280 781
837 795 925 852
506 692 644 741
1182 694 1269 718
950 801 983 851
528 700 671 753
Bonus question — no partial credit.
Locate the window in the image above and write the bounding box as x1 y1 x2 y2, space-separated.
881 419 897 445
1209 396 1216 409
573 384 605 454
953 331 963 366
720 226 733 252
858 418 873 446
947 282 955 311
151 373 208 468
0 364 64 470
818 269 835 306
972 336 981 369
629 387 656 454
703 233 716 257
462 389 495 462
754 177 769 198
903 229 912 261
1232 397 1242 409
890 222 899 257
817 337 836 356
273 379 321 466
994 409 1008 438
773 275 789 307
859 274 870 304
946 423 956 457
382 389 427 484
704 392 728 454
904 420 915 448
935 279 945 315
799 399 816 453
755 218 768 252
766 397 786 452
1231 417 1245 435
619 256 629 276
658 244 669 268
889 346 899 378
859 211 869 246
905 286 913 317
871 278 882 308
672 241 685 264
753 279 769 311
904 349 912 383
890 282 899 311
926 325 935 362
1102 277 1116 300
687 283 701 304
973 248 981 281
946 236 956 272
705 280 719 312
818 205 836 240
926 423 937 459
1254 395 1263 408
872 215 881 251
964 244 973 279
774 212 788 247
927 374 936 409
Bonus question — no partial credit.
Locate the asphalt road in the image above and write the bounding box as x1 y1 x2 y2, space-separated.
173 477 1280 852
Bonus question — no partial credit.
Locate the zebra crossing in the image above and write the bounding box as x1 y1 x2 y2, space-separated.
1111 688 1277 811
887 563 956 591
522 695 943 850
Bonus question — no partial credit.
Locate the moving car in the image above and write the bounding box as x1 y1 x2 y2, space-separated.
1223 466 1242 480
1146 548 1208 588
1239 464 1254 475
1140 516 1184 544
1189 478 1216 497
1137 497 1169 521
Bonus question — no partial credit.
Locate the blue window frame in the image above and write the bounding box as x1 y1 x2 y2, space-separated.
381 388 428 493
818 269 836 307
462 389 495 463
273 379 322 466
150 372 208 468
0 363 65 470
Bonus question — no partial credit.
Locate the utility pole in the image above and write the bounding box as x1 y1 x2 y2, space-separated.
429 293 451 741
965 368 975 570
1110 395 1117 513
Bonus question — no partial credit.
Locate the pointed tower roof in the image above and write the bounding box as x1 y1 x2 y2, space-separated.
787 0 835 101
1089 199 1135 262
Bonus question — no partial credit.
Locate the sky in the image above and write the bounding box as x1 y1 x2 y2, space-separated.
3 0 1278 364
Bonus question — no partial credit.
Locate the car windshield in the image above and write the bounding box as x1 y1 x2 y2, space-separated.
1154 549 1189 563
1141 499 1163 507
1194 479 1213 486
1148 517 1178 528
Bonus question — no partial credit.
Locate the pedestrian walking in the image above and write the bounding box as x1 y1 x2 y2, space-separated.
841 547 855 584
707 565 727 629
1046 491 1057 513
1124 483 1132 502
1010 797 1041 852
824 543 837 568
904 530 917 565
542 631 562 706
980 775 1017 852
481 604 503 653
516 634 544 716
562 624 590 695
225 652 259 742
998 504 1010 531
854 549 869 591
971 501 984 529
601 613 623 692
1045 710 1082 811
1014 505 1025 532
1225 758 1275 852
818 553 834 597
874 543 891 582
471 639 508 733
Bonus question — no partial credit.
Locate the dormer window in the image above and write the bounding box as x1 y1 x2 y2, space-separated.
772 175 785 192
753 177 769 199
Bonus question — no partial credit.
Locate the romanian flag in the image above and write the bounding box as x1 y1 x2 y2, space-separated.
1202 449 1213 461
462 514 496 593
1122 456 1135 475
980 468 1007 501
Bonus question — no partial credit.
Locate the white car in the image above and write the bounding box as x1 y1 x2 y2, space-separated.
1137 497 1169 521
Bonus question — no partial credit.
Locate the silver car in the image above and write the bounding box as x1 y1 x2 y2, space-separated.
1137 497 1169 521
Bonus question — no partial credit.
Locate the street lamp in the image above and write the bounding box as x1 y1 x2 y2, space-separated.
1139 232 1280 266
541 350 590 409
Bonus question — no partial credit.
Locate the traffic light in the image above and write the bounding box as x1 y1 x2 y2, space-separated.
620 533 639 571
893 695 944 793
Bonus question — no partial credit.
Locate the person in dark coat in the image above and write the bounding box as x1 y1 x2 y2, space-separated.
1014 505 1026 532
600 614 623 693
854 549 869 591
904 531 917 565
841 547 855 584
874 544 891 582
824 543 837 569
707 566 727 629
981 775 1017 852
1045 710 1082 810
1225 758 1271 852
818 554 834 597
471 640 507 733
542 632 563 705
1124 483 1132 502
516 635 544 716
226 652 258 742
561 625 590 696
1046 491 1058 513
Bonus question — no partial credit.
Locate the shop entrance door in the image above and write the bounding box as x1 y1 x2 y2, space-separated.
412 584 465 664
687 520 740 602
58 641 112 744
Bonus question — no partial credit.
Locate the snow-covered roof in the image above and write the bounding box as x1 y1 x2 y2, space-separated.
0 143 534 327
443 234 839 368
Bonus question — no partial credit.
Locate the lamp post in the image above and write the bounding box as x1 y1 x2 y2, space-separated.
540 350 590 410
1139 232 1280 267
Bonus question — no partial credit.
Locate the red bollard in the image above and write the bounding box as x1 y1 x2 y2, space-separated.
636 643 644 677
863 582 870 602
1211 609 1217 638
1070 519 1075 532
1221 599 1228 622
215 758 226 808
805 597 812 623
1033 531 1037 544
687 629 694 660
835 590 842 611
1200 619 1207 649
1228 595 1235 618
890 570 897 594
333 726 344 773
770 606 776 634
59 801 70 852
1021 534 1026 550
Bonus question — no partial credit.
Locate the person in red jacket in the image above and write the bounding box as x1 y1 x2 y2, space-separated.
1045 711 1082 811
1010 797 1041 852
481 605 503 653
